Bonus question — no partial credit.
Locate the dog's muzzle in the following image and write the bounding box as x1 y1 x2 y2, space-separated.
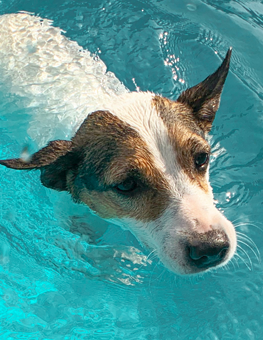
185 230 230 269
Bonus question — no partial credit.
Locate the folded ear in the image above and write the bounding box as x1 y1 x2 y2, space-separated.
0 140 75 191
177 48 232 133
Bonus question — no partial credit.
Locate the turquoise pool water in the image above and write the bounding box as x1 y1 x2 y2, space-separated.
0 0 263 339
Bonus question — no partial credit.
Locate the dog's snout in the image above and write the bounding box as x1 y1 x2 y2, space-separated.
187 230 230 269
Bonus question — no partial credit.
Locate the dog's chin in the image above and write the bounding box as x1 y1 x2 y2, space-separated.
160 260 218 276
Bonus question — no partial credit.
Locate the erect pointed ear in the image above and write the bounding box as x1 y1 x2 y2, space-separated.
177 48 232 133
0 140 76 191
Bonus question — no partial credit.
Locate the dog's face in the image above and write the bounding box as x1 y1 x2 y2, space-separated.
0 49 236 275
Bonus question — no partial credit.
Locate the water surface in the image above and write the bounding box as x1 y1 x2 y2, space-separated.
0 1 263 339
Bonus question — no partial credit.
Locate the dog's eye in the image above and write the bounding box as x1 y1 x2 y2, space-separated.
194 152 209 169
114 178 138 194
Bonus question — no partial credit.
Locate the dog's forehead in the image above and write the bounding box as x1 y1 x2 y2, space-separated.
99 92 179 175
100 92 207 172
74 92 210 192
73 92 173 168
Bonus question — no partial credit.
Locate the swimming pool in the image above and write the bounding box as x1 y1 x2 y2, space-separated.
0 0 262 339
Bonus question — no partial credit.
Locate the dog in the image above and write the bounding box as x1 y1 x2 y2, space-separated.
0 13 236 275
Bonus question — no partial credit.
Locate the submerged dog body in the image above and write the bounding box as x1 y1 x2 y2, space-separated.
0 13 236 275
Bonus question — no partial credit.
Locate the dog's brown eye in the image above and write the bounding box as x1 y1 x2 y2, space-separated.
115 178 138 194
194 152 209 169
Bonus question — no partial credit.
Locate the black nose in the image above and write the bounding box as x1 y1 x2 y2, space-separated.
187 230 230 269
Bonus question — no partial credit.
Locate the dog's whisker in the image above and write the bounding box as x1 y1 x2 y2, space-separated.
235 252 252 271
146 249 158 262
224 263 230 272
231 217 244 225
234 222 263 232
226 258 235 271
136 249 158 272
237 239 260 264
236 231 260 248
232 255 240 269
236 232 261 262
155 266 166 282
233 256 240 270
148 261 161 289
232 217 263 225
236 245 253 270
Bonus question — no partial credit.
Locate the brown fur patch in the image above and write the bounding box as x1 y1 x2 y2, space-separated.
152 95 204 135
153 96 210 192
67 110 170 221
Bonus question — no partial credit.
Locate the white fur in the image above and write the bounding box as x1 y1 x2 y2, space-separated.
110 186 236 275
0 12 127 146
0 12 237 275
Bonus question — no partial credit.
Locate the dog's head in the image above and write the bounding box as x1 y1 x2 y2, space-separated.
0 49 236 275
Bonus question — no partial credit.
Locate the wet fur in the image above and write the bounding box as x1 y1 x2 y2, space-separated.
0 13 236 275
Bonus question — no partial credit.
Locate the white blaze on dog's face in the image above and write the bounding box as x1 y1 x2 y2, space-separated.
0 49 236 275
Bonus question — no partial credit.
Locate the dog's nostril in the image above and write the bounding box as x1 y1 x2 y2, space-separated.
187 231 230 269
189 245 228 267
